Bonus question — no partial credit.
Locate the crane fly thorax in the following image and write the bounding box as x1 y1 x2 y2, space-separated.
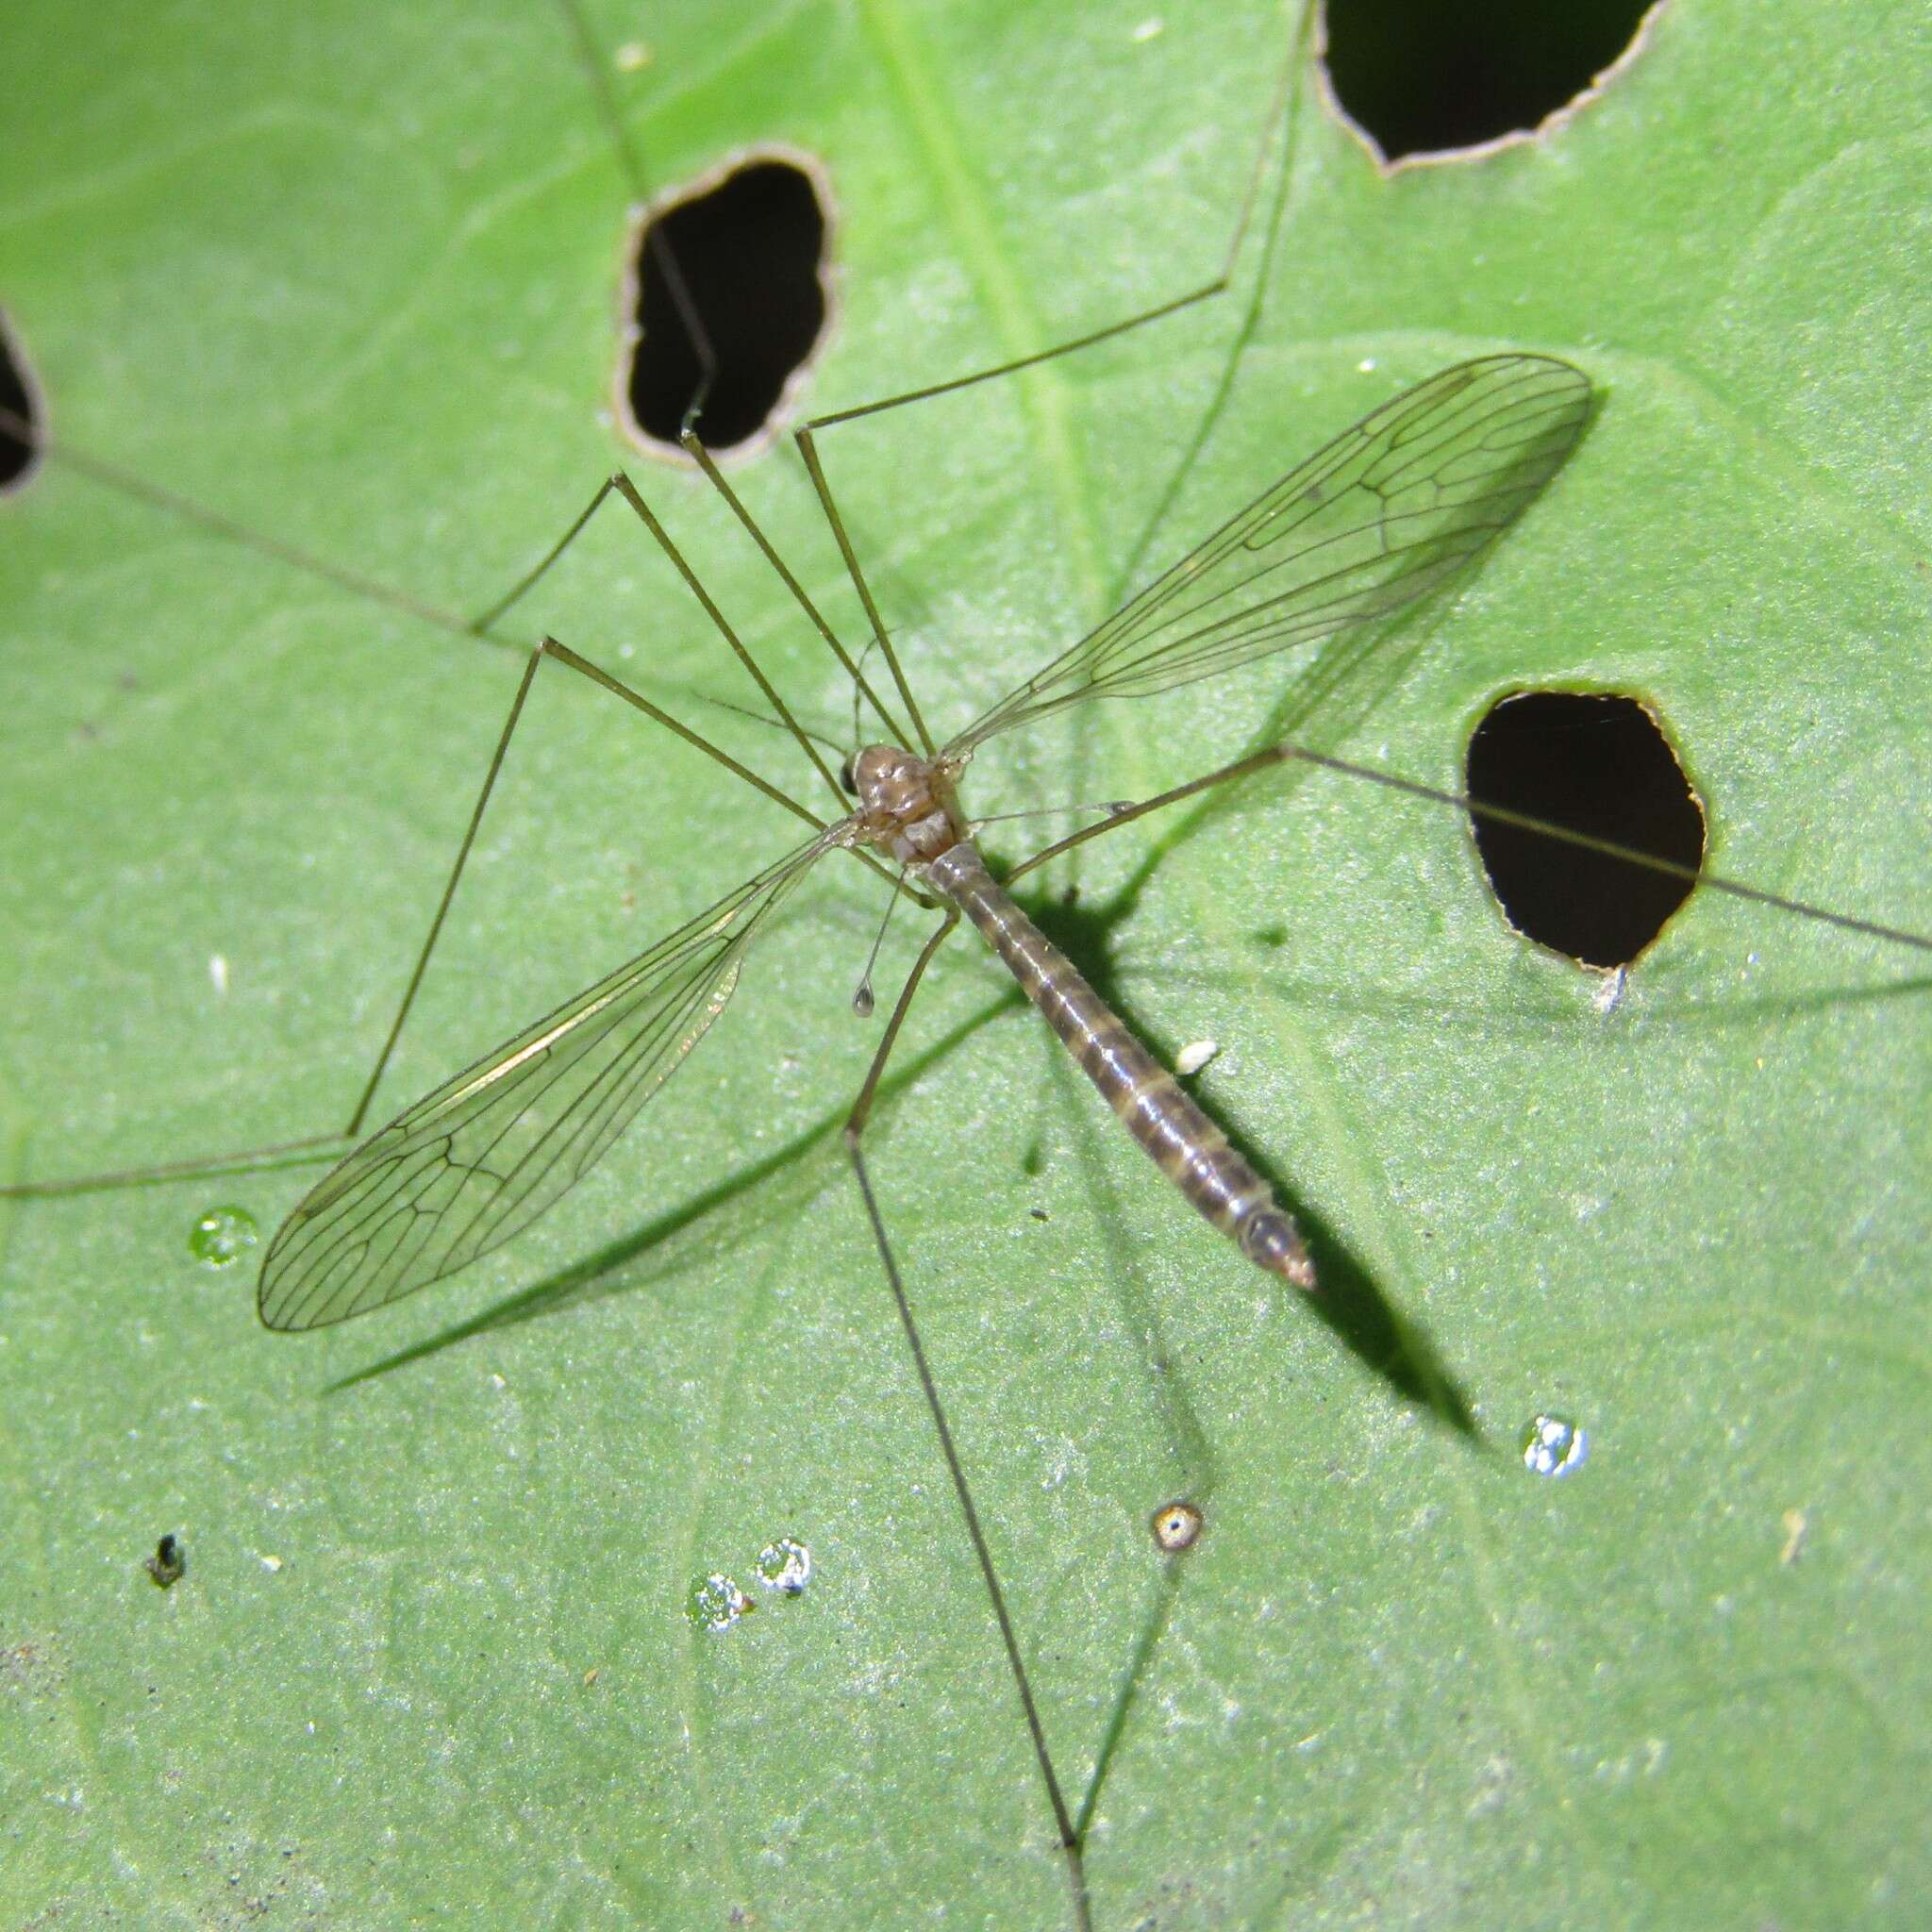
848 744 967 866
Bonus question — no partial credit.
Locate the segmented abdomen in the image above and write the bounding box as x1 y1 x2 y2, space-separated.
928 841 1314 1291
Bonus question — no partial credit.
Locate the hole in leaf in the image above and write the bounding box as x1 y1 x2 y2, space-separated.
0 308 42 492
1322 0 1657 162
617 150 834 458
1465 691 1706 969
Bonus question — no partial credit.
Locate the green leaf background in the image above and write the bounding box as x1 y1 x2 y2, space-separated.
2 1 1926 1924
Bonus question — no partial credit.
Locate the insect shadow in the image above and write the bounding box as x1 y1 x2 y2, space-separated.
1018 861 1477 1434
322 836 1478 1439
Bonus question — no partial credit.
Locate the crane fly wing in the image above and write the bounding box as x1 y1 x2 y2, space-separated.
258 830 839 1331
949 355 1591 753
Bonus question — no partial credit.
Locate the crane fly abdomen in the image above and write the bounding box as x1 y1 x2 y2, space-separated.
926 840 1316 1291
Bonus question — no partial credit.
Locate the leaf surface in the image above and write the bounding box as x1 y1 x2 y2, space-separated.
1 2 1926 1925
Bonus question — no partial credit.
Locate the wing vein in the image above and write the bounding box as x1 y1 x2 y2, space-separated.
258 831 836 1329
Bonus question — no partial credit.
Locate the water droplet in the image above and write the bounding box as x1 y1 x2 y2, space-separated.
851 981 875 1019
189 1206 258 1269
685 1573 754 1632
1151 1500 1204 1552
1521 1413 1590 1478
754 1536 811 1594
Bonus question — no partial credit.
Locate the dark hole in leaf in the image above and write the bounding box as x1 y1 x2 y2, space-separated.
1 308 42 491
1323 0 1655 161
621 154 831 456
1466 691 1705 969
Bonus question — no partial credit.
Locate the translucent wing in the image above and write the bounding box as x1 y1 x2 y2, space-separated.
949 355 1591 753
258 830 839 1330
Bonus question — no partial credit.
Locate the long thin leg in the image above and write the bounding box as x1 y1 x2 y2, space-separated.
1005 740 1932 954
792 426 935 756
793 45 1304 1901
549 0 720 441
1108 3 1312 602
467 448 919 769
1 638 835 1202
787 5 1308 763
801 19 1299 438
535 0 1295 774
0 405 871 807
346 635 826 1140
0 404 476 640
465 474 849 809
840 914 1091 1932
0 1133 354 1201
678 432 913 752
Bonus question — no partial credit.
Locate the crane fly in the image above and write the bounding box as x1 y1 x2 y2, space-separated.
255 354 1591 1330
8 8 1929 1927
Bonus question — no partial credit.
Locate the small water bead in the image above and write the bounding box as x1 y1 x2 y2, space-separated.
685 1574 755 1632
189 1206 258 1269
1521 1413 1590 1479
754 1536 811 1594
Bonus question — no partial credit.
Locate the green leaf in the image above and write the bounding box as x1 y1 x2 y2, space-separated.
2 1 1926 1925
